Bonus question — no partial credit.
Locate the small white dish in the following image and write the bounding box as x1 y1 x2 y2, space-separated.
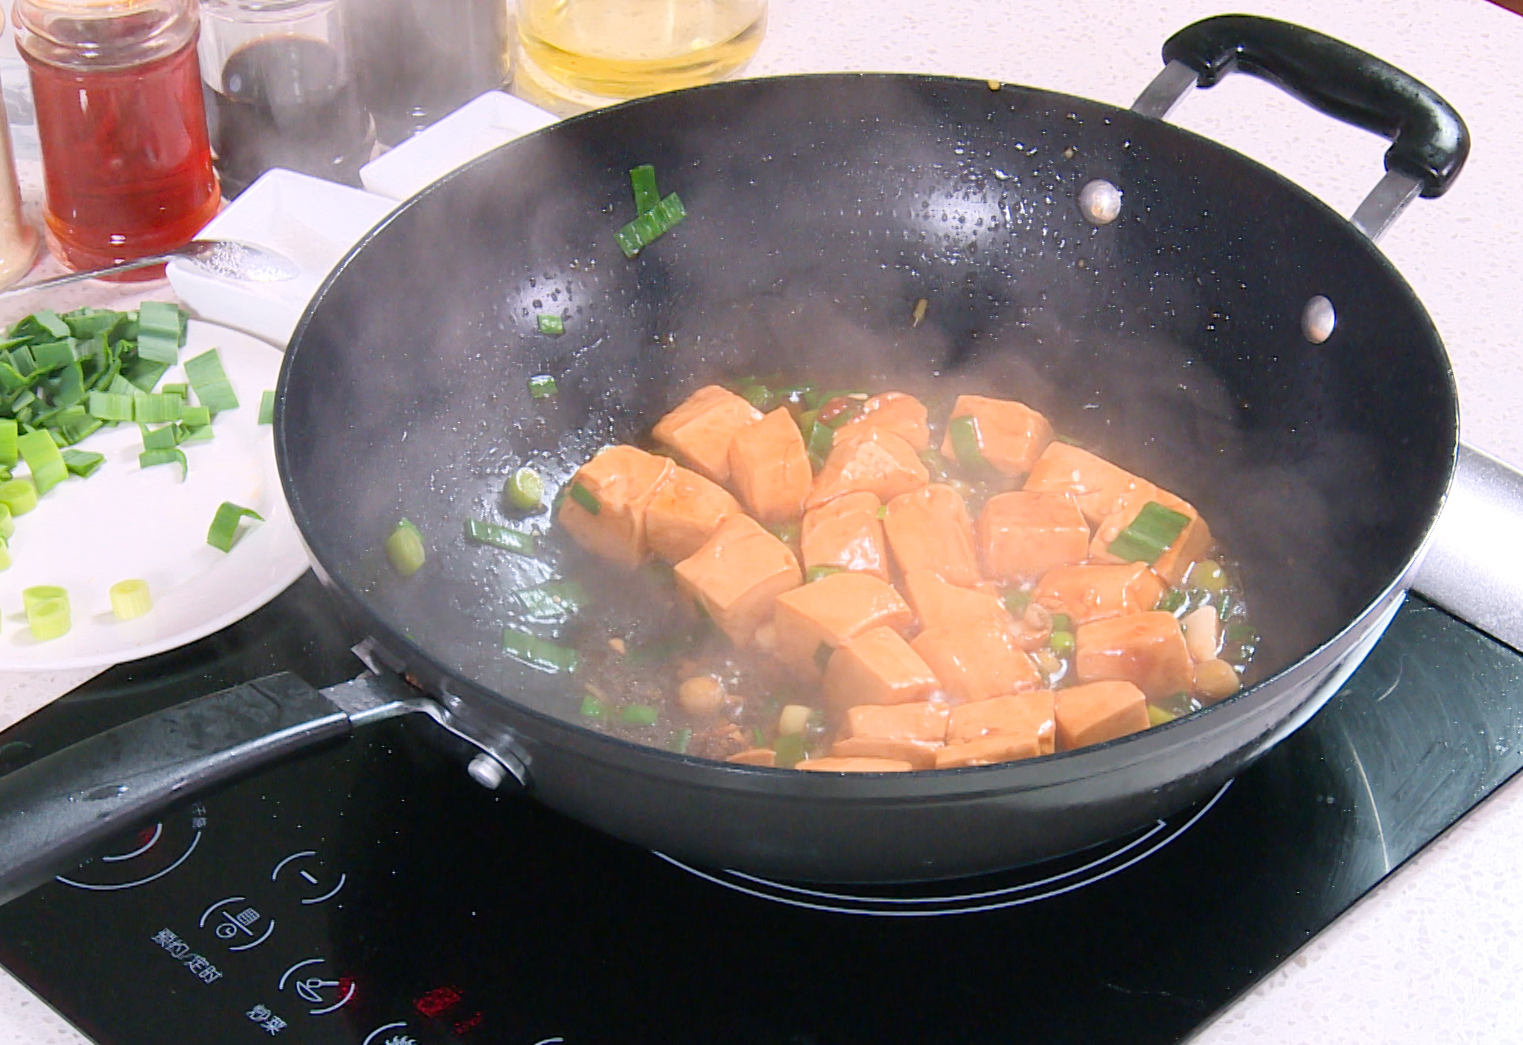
167 170 399 348
0 319 309 671
360 90 560 201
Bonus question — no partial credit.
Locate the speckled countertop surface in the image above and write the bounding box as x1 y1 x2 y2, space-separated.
1 0 1521 1042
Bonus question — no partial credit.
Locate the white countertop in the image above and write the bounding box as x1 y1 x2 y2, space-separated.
2 0 1522 1041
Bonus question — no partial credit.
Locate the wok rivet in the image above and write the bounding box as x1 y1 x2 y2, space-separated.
1078 179 1122 225
467 753 508 790
1302 295 1336 344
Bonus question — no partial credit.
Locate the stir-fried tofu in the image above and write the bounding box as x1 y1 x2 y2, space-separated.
945 691 1056 754
834 391 931 450
797 756 914 772
939 394 1054 478
1023 442 1157 526
773 571 913 678
1054 680 1150 749
1088 490 1214 585
977 490 1090 583
935 733 1044 768
727 407 814 522
557 444 676 569
651 384 763 483
806 428 929 509
674 513 802 647
821 625 942 710
726 747 777 766
1074 611 1193 699
883 483 981 586
645 464 744 563
912 617 1042 703
800 491 889 581
901 569 1011 631
831 701 950 769
1032 562 1167 626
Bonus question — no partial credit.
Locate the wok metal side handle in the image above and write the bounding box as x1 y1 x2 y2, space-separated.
1134 15 1470 239
0 672 423 908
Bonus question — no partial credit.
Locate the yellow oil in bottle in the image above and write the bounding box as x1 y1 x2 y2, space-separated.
516 0 766 105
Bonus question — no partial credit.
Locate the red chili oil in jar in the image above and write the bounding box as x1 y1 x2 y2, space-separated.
16 1 221 277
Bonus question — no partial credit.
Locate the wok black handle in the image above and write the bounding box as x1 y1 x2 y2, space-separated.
0 674 352 908
1163 15 1469 197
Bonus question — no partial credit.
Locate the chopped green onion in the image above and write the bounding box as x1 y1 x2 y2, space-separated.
1153 691 1204 720
509 579 587 622
876 505 889 520
948 415 993 473
579 693 606 718
668 726 692 754
109 578 152 620
615 191 686 258
0 503 11 538
178 425 215 446
1054 433 1086 447
17 429 67 494
122 357 169 392
26 594 70 641
805 565 844 583
567 481 600 515
528 374 558 399
134 302 183 365
814 641 834 673
464 518 536 555
159 383 188 398
1050 612 1072 634
502 626 580 673
1221 623 1261 664
804 419 833 470
139 423 182 451
139 447 188 479
766 520 800 546
0 478 38 515
60 449 104 478
738 383 772 410
1188 559 1228 592
383 517 425 575
773 732 806 769
21 585 66 614
504 466 544 511
1107 502 1191 564
536 314 564 336
0 536 8 571
1050 630 1076 656
180 405 211 428
1155 588 1188 614
0 420 14 466
629 163 660 214
258 390 276 425
133 392 183 423
87 390 136 422
1146 704 1177 727
183 348 239 412
207 501 264 551
620 703 659 726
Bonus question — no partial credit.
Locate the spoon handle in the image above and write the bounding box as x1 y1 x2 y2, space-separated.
0 252 177 301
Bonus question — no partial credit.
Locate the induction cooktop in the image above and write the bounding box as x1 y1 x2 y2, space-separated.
0 574 1519 1045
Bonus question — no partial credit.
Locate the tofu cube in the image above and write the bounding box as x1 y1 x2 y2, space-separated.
834 391 931 450
800 490 889 581
977 490 1090 583
1089 490 1214 585
806 428 929 509
727 406 815 522
1032 562 1167 626
831 700 950 769
901 569 1011 631
934 734 1044 768
645 464 743 563
557 444 676 569
911 617 1042 703
883 483 981 586
651 384 763 483
773 571 912 678
1074 611 1194 699
797 757 914 772
1022 442 1157 526
674 514 802 647
939 394 1054 478
1054 680 1151 750
945 691 1056 754
821 625 942 709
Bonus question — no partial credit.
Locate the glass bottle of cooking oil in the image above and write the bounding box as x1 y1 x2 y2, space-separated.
514 0 766 110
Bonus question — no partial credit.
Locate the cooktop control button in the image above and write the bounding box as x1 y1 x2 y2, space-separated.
198 895 276 951
278 957 356 1015
56 803 207 892
270 849 346 904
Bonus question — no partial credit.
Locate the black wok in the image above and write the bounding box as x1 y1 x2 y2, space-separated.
0 16 1476 892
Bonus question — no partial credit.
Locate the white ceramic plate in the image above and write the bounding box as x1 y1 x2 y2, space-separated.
0 320 308 670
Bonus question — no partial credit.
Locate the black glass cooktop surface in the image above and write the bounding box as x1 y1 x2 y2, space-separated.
0 574 1520 1045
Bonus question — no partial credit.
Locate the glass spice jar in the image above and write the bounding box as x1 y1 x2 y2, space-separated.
13 0 221 277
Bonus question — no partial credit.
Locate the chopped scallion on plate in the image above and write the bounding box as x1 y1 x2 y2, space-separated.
207 501 264 552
